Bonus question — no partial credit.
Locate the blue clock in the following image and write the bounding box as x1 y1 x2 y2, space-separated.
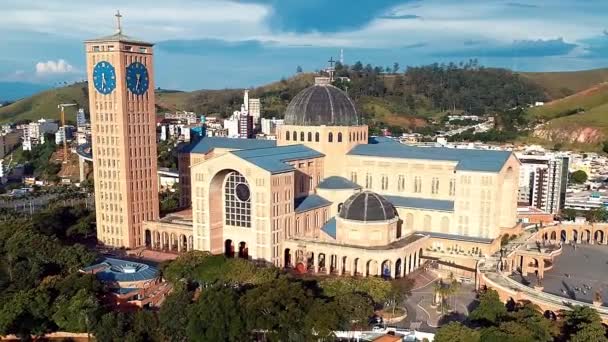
126 62 149 95
92 61 116 95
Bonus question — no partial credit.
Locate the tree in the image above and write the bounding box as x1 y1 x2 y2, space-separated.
320 277 392 303
159 289 192 342
187 286 246 342
52 289 99 332
296 65 303 73
561 306 608 342
392 62 400 74
469 289 507 325
434 322 480 342
386 278 414 317
570 170 588 184
240 277 317 340
561 208 577 221
333 293 374 330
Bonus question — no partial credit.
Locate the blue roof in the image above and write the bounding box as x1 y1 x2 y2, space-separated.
82 258 158 283
349 139 512 172
317 176 361 190
232 144 324 174
321 217 337 239
294 194 332 213
385 195 454 212
182 137 276 154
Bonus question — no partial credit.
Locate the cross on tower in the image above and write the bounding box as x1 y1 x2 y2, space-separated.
115 10 123 34
327 56 336 82
328 57 336 68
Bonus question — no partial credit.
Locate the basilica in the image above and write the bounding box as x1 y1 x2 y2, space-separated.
166 76 521 278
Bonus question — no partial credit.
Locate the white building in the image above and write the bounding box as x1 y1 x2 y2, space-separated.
260 117 284 135
55 125 75 145
516 153 569 214
165 111 198 125
22 119 59 151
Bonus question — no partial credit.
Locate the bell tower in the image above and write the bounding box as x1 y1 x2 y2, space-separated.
84 11 159 248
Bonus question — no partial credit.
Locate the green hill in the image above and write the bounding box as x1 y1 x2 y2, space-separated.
0 82 88 123
520 68 608 99
528 82 608 120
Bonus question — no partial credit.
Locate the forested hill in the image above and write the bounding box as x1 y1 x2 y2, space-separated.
3 61 606 147
331 60 546 116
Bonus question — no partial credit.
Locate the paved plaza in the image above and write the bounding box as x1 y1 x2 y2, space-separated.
511 243 608 304
397 270 477 330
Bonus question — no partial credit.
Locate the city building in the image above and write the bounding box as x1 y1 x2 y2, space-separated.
22 118 59 151
516 153 569 214
76 108 88 128
238 113 253 138
164 111 197 124
261 117 284 136
153 75 520 277
85 13 159 248
55 125 75 145
0 130 21 159
243 89 261 122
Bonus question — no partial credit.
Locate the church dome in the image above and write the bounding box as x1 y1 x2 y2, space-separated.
339 191 396 222
284 84 359 126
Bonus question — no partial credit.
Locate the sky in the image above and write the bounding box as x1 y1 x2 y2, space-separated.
1 0 608 90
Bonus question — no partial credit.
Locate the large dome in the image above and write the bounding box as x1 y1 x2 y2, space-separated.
339 191 397 222
284 84 359 126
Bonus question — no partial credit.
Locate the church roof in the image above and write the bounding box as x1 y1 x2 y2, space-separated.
284 84 359 126
317 176 361 190
384 195 454 212
182 137 277 154
85 32 153 46
232 144 324 174
348 138 512 172
294 194 332 213
321 218 337 239
339 191 397 222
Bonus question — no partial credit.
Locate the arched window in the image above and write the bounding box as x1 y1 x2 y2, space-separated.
315 132 320 142
285 131 290 141
328 132 333 142
300 132 305 141
338 132 343 142
308 132 312 142
224 171 251 228
292 131 297 141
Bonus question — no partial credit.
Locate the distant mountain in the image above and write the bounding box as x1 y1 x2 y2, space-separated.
0 82 51 102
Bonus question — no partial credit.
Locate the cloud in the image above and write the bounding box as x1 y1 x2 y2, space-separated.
379 14 421 20
436 38 578 58
505 2 538 8
35 59 75 75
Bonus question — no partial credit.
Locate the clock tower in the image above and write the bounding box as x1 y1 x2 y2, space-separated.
85 11 159 248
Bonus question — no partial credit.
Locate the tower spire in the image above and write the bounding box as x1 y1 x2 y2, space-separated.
115 10 123 34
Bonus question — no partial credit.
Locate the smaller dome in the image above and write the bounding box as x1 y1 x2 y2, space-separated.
339 191 396 222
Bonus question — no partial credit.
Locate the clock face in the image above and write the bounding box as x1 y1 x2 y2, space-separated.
235 183 250 202
126 62 149 95
92 61 116 95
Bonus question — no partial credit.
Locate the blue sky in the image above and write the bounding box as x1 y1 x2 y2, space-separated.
1 0 608 90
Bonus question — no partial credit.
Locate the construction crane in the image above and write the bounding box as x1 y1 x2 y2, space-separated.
58 103 77 163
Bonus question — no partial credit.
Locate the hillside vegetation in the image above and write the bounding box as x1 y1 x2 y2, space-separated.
0 82 88 124
521 68 608 99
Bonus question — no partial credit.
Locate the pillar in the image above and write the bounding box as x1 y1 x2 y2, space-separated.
377 262 382 277
79 157 86 182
